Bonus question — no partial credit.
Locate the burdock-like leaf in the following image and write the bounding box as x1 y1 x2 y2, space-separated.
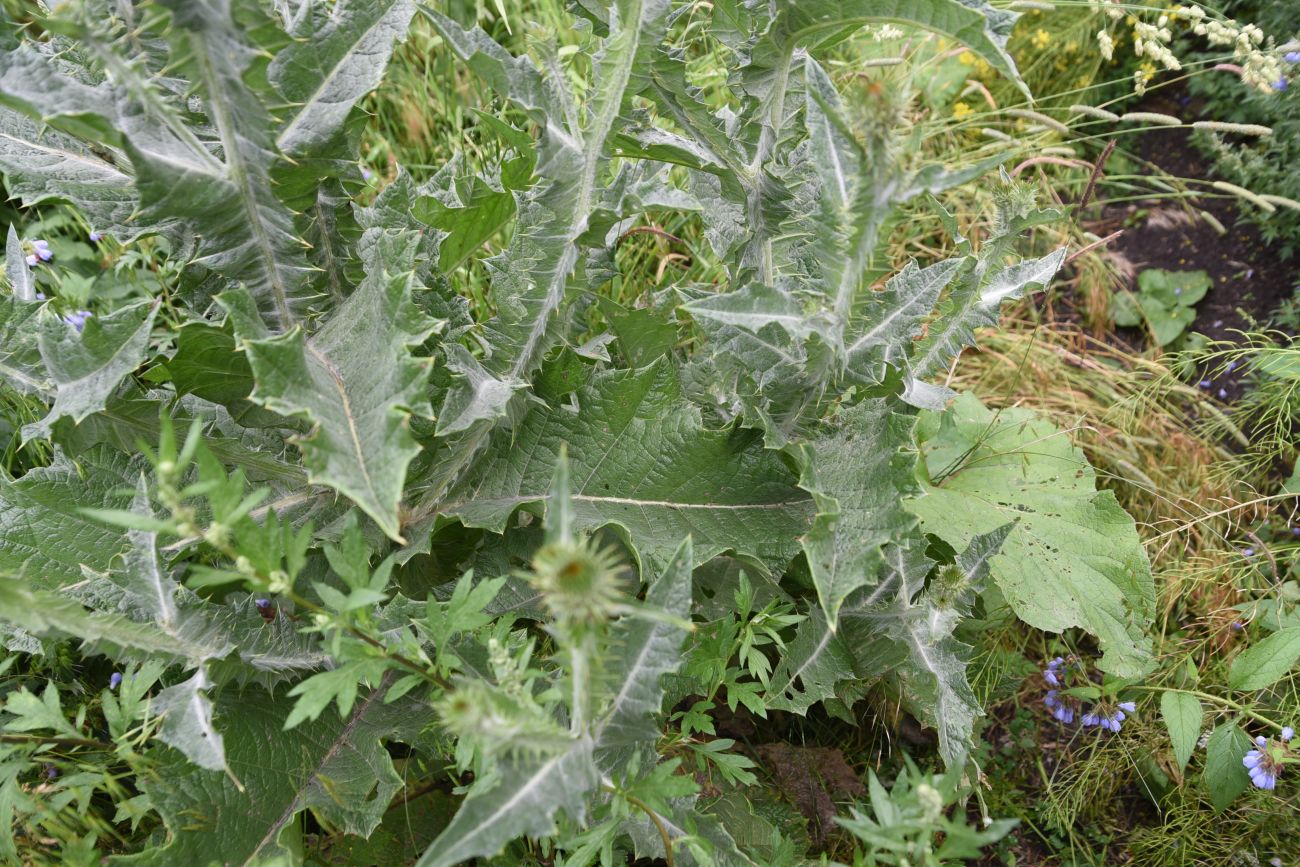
22 299 159 442
222 245 438 541
440 362 811 571
908 393 1155 676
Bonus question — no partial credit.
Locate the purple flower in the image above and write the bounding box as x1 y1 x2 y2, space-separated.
109 671 123 690
34 292 45 301
1275 78 1290 92
1232 620 1244 631
1218 388 1228 399
361 167 373 181
89 231 102 243
1198 379 1212 388
1292 527 1300 536
1244 730 1292 790
45 764 59 780
1083 700 1135 732
255 597 272 612
1286 52 1300 64
1243 548 1255 557
32 239 52 261
62 310 92 332
1043 668 1060 686
1225 360 1236 373
1044 689 1078 724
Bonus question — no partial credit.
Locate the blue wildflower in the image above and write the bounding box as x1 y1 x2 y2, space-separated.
89 230 102 243
1082 700 1135 732
1292 527 1300 536
1225 360 1236 373
1244 548 1255 557
361 167 373 181
109 671 123 690
1286 52 1300 64
62 310 92 332
1243 728 1293 791
1198 380 1212 388
45 764 59 780
1044 689 1078 724
1276 78 1289 91
1232 620 1244 631
1218 388 1228 399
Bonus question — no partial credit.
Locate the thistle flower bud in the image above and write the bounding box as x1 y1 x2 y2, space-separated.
527 537 626 627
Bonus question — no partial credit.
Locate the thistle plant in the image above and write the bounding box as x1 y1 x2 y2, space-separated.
0 0 1161 861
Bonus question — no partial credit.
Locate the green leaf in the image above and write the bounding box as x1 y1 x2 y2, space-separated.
415 738 598 867
118 683 421 864
5 225 36 303
908 393 1154 676
0 447 136 590
793 399 920 625
1160 691 1202 774
131 0 315 330
271 0 417 161
0 293 49 397
1228 628 1300 691
902 249 1065 409
1204 722 1251 812
440 362 811 571
222 241 439 542
1138 294 1195 346
151 670 226 772
22 299 159 442
595 536 694 757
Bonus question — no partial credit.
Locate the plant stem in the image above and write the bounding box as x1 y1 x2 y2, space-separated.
603 784 674 867
1 733 113 749
1130 686 1282 730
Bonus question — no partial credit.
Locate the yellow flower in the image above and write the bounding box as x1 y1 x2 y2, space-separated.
952 101 973 120
1032 28 1051 49
957 50 975 66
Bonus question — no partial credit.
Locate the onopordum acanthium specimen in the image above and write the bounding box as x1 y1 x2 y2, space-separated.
0 0 1153 862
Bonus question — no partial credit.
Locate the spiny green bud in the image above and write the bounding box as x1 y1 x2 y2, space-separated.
528 537 626 627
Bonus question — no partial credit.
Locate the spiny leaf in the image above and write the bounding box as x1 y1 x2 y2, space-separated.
139 0 315 330
596 536 694 760
271 0 418 162
22 299 159 442
414 736 598 867
438 361 812 571
222 239 439 541
118 682 422 865
792 399 920 625
0 447 137 591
